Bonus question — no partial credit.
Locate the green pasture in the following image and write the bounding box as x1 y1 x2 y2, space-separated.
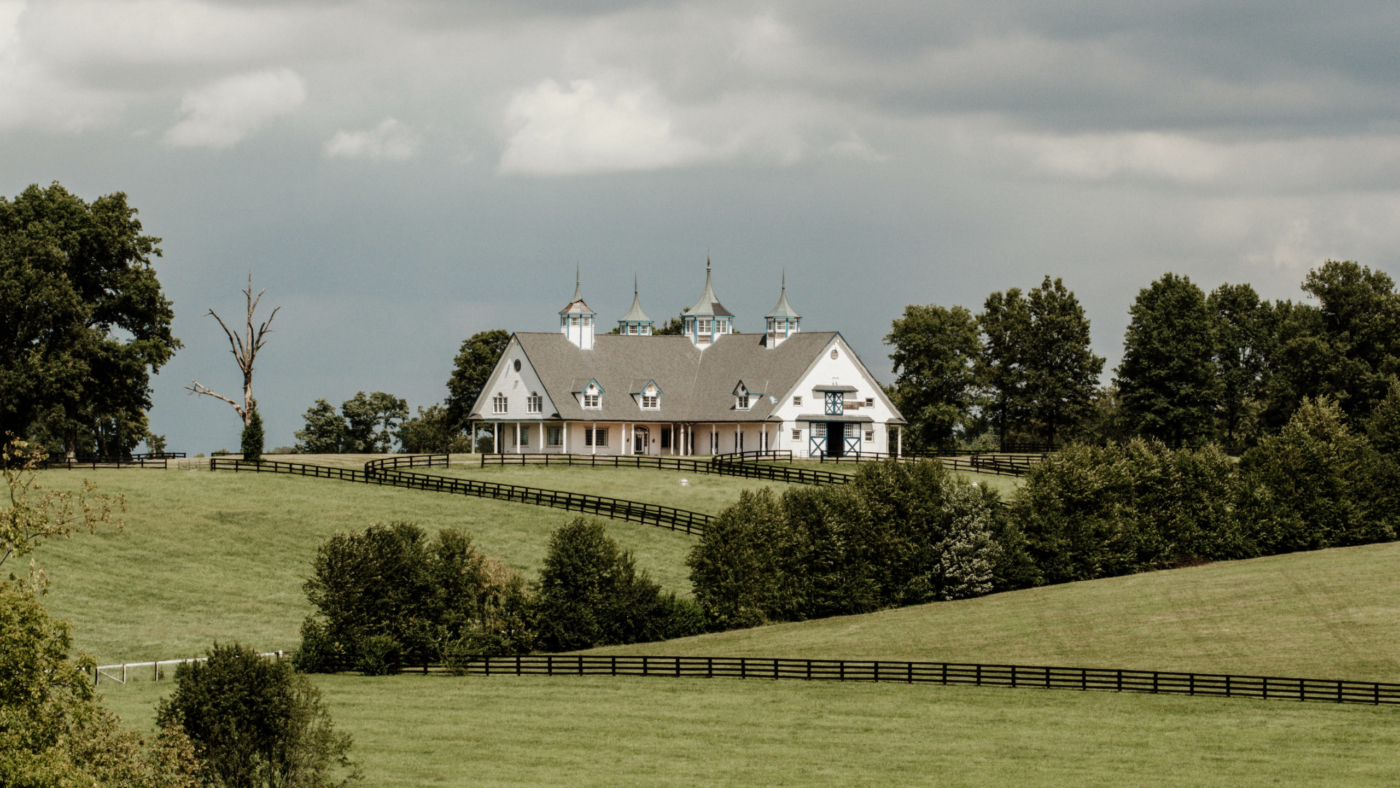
35 468 698 663
596 540 1400 681
98 673 1400 787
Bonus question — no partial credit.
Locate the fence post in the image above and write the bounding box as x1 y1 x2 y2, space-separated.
547 655 553 676
874 661 880 683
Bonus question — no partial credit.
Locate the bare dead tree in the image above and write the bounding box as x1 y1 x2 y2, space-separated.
185 273 280 426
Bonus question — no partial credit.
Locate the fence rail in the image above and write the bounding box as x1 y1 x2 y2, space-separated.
480 452 852 487
934 454 1043 478
451 654 1400 706
211 458 711 535
364 453 450 474
93 651 288 686
37 455 177 470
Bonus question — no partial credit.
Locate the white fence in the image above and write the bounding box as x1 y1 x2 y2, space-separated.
92 650 288 687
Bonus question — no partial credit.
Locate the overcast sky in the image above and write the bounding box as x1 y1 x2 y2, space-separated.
5 0 1400 451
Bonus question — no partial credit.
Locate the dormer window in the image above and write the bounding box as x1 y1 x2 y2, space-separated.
493 394 508 414
580 379 604 410
734 381 758 411
737 395 750 410
636 380 663 411
642 395 659 409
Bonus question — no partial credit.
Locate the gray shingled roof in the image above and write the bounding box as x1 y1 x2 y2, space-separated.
473 331 874 423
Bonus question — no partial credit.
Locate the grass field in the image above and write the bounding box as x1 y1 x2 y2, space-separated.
35 468 701 663
595 541 1400 681
97 673 1400 787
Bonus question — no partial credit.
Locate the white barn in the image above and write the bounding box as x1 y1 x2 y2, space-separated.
469 264 906 457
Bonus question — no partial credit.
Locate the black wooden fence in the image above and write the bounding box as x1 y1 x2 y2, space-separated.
210 458 711 535
37 452 186 470
480 452 852 487
445 654 1400 707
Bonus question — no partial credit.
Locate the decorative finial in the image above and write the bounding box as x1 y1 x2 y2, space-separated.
572 264 582 302
634 273 638 295
782 268 786 292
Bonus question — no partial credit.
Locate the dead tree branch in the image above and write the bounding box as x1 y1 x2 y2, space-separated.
185 273 280 426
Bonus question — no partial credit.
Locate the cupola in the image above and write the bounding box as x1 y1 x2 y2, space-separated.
765 271 801 347
617 276 654 336
682 256 734 348
559 267 596 350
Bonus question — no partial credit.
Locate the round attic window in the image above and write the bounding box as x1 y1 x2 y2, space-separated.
514 359 522 372
831 349 839 360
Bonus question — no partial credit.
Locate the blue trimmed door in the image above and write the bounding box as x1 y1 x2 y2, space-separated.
808 423 827 457
843 423 860 455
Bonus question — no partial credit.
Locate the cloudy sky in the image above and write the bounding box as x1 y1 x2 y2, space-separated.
4 0 1400 451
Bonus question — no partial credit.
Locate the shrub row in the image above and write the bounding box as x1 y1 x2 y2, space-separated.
296 519 702 673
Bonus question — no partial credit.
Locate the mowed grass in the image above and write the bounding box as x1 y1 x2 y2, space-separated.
36 468 697 663
596 541 1400 681
99 673 1400 787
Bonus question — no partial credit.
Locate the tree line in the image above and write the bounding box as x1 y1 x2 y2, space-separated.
887 260 1400 453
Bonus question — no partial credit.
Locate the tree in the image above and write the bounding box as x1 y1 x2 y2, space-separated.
397 404 469 453
1208 283 1269 445
0 182 180 457
1267 261 1400 425
186 274 280 429
1117 273 1219 447
2 437 197 787
3 438 125 580
653 315 685 335
156 643 358 787
241 402 265 462
444 330 510 431
976 289 1032 450
1023 277 1103 447
294 401 346 454
534 518 692 651
340 392 407 453
884 304 982 453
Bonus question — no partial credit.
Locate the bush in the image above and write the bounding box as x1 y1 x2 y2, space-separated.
1011 440 1241 585
354 635 401 676
156 642 358 786
241 403 264 462
300 522 532 672
1236 397 1389 554
534 518 682 651
688 460 1003 628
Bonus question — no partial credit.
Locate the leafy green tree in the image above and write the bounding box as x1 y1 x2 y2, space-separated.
340 392 407 453
653 315 685 335
1264 261 1400 428
3 438 125 578
884 304 982 453
445 329 510 431
1024 277 1103 448
0 182 180 456
535 518 694 651
157 643 358 787
241 402 264 462
397 404 470 453
1117 273 1220 447
1364 377 1400 455
685 488 798 630
1208 283 1269 445
1010 440 1241 586
293 400 346 454
1236 397 1386 554
977 288 1031 450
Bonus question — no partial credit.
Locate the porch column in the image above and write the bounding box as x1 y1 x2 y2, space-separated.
494 423 500 454
592 422 597 455
516 423 521 454
897 426 902 458
563 422 569 454
735 423 740 454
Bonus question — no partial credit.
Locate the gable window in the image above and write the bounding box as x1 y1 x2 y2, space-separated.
642 395 659 410
527 394 543 414
793 396 802 407
585 428 608 447
865 397 875 408
492 394 508 414
824 391 843 415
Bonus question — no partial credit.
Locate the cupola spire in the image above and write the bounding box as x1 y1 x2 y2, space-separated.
558 265 596 349
765 269 801 347
682 255 734 349
617 274 654 335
